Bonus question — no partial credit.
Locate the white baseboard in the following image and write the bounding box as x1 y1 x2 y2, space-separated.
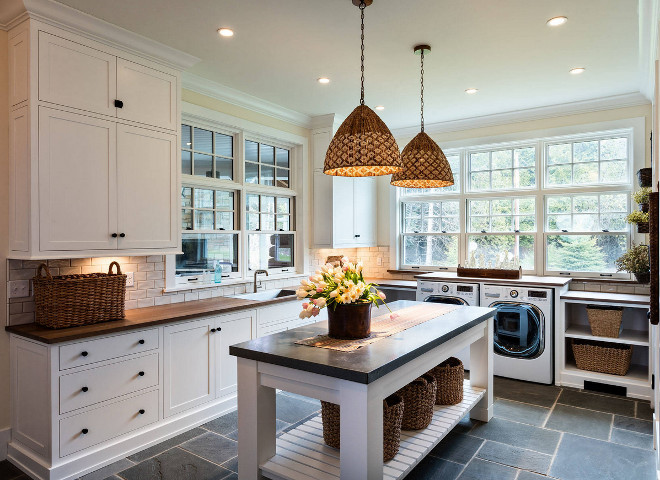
0 426 10 461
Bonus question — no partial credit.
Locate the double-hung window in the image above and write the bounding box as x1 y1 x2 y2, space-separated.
246 193 295 272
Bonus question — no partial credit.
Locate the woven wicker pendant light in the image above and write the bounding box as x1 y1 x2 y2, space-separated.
391 45 454 188
324 0 402 177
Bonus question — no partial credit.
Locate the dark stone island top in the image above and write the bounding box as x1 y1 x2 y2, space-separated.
229 300 495 384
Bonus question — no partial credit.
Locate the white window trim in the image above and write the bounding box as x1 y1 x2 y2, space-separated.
393 117 647 279
165 102 309 291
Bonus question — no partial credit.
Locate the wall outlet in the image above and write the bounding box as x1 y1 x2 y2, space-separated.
125 272 134 287
8 280 30 299
377 256 383 266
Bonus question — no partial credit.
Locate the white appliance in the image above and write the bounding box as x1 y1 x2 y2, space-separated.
416 281 480 368
481 285 554 384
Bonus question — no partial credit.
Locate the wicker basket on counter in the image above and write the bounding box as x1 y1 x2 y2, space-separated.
586 305 624 338
572 340 632 376
321 393 404 461
428 357 464 405
396 374 437 430
33 262 126 329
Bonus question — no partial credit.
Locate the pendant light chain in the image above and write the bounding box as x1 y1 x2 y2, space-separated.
420 49 425 132
359 1 366 105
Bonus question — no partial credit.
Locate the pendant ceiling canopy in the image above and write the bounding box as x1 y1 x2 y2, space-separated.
323 0 402 177
391 45 454 188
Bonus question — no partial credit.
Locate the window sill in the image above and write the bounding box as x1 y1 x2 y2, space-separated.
164 272 306 293
387 269 635 284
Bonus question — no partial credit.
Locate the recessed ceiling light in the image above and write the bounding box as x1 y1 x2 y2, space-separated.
218 28 234 37
569 67 585 75
465 88 479 94
317 77 330 84
375 105 385 110
546 16 568 27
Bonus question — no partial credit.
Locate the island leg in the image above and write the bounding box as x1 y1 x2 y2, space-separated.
237 357 276 479
339 381 383 480
470 316 494 422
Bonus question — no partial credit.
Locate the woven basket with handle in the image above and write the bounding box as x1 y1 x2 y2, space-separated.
428 357 464 405
572 340 632 376
321 393 404 461
586 305 623 338
396 373 437 430
33 262 126 329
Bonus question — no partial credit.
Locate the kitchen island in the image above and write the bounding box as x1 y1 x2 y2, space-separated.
230 300 495 480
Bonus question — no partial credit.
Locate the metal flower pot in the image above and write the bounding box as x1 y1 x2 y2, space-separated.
328 302 372 339
634 272 650 284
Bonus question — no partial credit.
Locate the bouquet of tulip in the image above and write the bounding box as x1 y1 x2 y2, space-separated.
297 256 388 319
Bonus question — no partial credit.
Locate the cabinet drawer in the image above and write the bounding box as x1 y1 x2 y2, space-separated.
59 329 158 370
258 323 288 338
60 353 158 414
258 302 302 327
60 389 158 457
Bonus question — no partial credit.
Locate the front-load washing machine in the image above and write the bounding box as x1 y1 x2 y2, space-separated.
481 284 553 384
416 281 479 369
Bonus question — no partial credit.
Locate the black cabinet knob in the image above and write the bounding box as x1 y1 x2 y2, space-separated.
138 339 145 345
217 327 222 332
81 428 89 435
119 233 126 238
210 328 216 333
81 386 88 392
139 409 145 415
138 371 145 376
111 233 118 238
81 351 88 357
354 234 361 238
114 99 124 108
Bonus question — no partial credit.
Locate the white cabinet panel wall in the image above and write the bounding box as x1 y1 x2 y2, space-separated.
9 106 29 252
215 311 254 399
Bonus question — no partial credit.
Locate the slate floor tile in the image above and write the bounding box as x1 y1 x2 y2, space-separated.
518 471 557 480
469 417 561 455
102 476 122 480
80 459 135 480
613 415 653 435
179 431 238 465
429 432 484 464
457 458 518 480
550 433 656 480
126 427 206 462
224 419 289 441
557 389 635 417
119 447 232 480
493 398 550 427
278 391 321 406
494 377 561 408
0 461 25 480
202 410 238 435
610 427 654 450
221 456 238 473
636 401 654 420
544 404 613 440
476 440 552 474
405 456 464 480
275 393 321 423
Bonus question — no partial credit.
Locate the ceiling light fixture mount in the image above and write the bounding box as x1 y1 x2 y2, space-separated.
318 77 331 84
324 0 402 177
391 44 454 189
569 67 585 75
465 88 479 94
546 16 568 27
217 28 234 37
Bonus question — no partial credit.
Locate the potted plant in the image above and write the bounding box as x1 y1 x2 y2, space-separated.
626 210 650 233
632 187 652 213
297 256 389 339
637 168 652 188
615 243 650 283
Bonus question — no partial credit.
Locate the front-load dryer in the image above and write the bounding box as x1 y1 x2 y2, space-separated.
481 285 553 384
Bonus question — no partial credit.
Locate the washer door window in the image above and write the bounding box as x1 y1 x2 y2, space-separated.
424 295 468 306
491 302 544 359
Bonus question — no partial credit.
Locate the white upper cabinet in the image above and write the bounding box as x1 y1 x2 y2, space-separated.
352 177 377 246
39 32 117 117
116 59 177 131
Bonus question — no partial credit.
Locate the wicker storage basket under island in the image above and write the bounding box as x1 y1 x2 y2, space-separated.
321 394 404 461
572 340 632 376
32 262 126 329
396 373 437 430
428 357 464 405
586 305 624 338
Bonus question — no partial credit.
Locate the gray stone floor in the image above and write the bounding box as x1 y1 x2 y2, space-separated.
1 377 656 480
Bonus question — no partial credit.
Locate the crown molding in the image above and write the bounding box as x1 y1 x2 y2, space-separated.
391 92 651 139
0 12 28 31
183 72 313 129
15 0 199 69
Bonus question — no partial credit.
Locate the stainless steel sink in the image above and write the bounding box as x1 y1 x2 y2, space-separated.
230 289 297 301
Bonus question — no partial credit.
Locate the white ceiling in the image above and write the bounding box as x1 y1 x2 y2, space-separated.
50 0 642 130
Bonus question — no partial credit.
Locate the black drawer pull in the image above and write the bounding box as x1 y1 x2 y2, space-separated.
81 428 89 435
139 409 145 415
81 351 88 357
138 339 145 345
114 99 124 108
354 234 361 238
111 233 118 238
119 233 126 238
138 371 145 376
210 328 216 333
217 327 222 332
81 386 88 393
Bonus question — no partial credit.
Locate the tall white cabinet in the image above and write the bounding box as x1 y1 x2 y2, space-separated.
7 11 196 259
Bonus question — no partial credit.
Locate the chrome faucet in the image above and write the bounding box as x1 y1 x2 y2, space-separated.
253 269 268 293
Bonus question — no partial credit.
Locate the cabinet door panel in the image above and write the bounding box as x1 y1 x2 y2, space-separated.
39 107 117 251
38 32 116 117
332 176 355 247
163 320 215 417
9 107 29 252
117 125 177 249
353 177 376 246
216 312 253 399
117 59 177 130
